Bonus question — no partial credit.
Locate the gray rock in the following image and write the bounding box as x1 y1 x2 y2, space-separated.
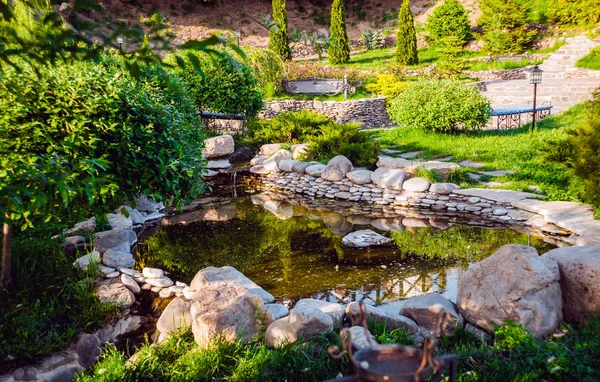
12 367 38 381
347 326 377 349
250 156 268 166
512 199 600 236
95 279 135 309
263 150 292 172
402 218 428 228
293 299 345 328
291 144 309 160
75 333 101 368
72 251 100 271
327 155 353 174
204 135 234 158
402 177 431 192
116 206 145 225
291 161 315 174
305 164 327 177
190 266 274 303
249 165 270 175
143 267 164 278
121 274 141 294
455 188 541 204
278 159 299 172
102 249 135 268
543 246 600 324
105 271 120 278
266 304 290 320
429 183 461 195
457 244 562 338
371 167 406 190
399 294 463 336
157 297 193 341
370 218 404 232
342 230 392 248
320 164 346 181
64 217 96 236
334 191 352 199
265 309 333 348
107 213 133 231
159 288 174 298
145 276 174 288
107 315 146 344
346 170 373 185
93 229 134 254
377 156 410 169
206 159 232 170
259 143 282 156
134 194 164 213
345 302 418 333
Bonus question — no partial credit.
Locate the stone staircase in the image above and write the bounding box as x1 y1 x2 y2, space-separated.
484 36 600 114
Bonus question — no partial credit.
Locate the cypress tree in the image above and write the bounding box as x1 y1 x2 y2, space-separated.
269 0 291 60
328 0 350 65
396 0 418 65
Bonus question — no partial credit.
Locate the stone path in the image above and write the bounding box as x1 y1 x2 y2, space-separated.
484 36 600 114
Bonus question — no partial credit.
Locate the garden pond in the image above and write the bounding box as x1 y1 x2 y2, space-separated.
135 179 555 314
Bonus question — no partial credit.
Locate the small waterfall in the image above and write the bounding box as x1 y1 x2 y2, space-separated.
232 171 237 197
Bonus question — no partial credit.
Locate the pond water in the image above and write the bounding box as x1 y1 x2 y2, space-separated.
136 181 554 313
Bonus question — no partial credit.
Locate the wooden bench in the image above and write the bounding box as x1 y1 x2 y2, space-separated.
282 76 356 99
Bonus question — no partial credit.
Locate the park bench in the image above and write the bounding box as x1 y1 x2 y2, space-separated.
490 104 553 129
282 76 356 99
200 111 246 135
485 52 533 63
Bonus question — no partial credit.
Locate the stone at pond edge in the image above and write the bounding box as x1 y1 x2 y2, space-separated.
399 294 463 337
457 244 562 338
291 144 309 160
346 169 374 184
206 159 232 169
429 183 461 195
402 177 431 192
265 309 333 348
93 229 135 254
327 155 353 174
95 279 135 309
263 150 292 172
102 249 135 269
371 167 406 190
377 156 410 169
342 230 392 248
305 164 327 177
543 246 600 324
190 266 274 303
121 274 141 294
65 217 96 236
72 251 100 271
347 326 378 349
204 135 235 158
293 299 345 329
320 164 346 181
190 285 270 348
266 304 290 320
75 333 101 368
143 267 164 278
260 143 282 156
157 297 193 342
249 165 270 175
145 276 174 288
278 159 299 172
345 302 418 334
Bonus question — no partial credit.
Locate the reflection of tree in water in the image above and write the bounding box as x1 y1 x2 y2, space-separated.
138 197 554 301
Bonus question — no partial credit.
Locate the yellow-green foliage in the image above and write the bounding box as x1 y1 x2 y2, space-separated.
269 0 291 60
396 0 418 65
365 74 409 100
328 0 350 65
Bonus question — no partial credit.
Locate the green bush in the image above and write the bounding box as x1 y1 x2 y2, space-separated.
328 0 350 65
245 110 380 167
364 74 409 99
478 0 536 54
165 50 263 118
387 79 492 132
425 0 472 47
269 0 292 60
544 97 600 210
547 0 600 27
396 0 418 65
241 46 285 96
361 29 384 50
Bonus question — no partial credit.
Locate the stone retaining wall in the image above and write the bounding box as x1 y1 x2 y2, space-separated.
467 68 527 82
259 96 392 129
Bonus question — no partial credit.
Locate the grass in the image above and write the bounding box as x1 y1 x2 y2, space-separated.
77 317 600 381
0 221 118 372
466 58 543 72
379 102 591 202
576 47 600 70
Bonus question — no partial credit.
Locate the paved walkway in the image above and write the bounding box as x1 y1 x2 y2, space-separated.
484 36 600 114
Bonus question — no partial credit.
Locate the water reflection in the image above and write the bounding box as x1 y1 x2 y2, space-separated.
137 193 554 308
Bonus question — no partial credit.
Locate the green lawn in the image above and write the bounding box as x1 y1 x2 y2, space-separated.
466 58 543 72
378 103 590 202
576 47 600 70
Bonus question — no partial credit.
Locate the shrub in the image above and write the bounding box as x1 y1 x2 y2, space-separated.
425 0 472 47
361 29 385 50
269 0 291 60
436 36 467 75
478 0 536 54
328 0 350 64
396 0 418 65
245 109 329 145
547 0 600 27
387 78 492 132
364 74 409 99
165 50 263 118
241 46 284 96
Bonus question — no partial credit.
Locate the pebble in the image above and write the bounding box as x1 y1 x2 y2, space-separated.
143 267 164 278
121 274 141 294
141 283 153 291
105 271 120 278
119 267 139 276
183 287 197 300
159 288 174 298
151 286 163 293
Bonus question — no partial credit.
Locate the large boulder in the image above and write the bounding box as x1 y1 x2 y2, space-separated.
346 170 374 185
305 164 327 177
265 309 333 348
291 144 309 160
157 297 193 342
204 135 235 159
320 165 345 181
399 294 463 336
260 143 282 156
95 279 135 309
327 155 353 174
102 249 135 268
190 285 269 348
457 244 562 338
543 246 600 324
293 299 345 328
263 150 292 172
190 266 274 303
93 229 135 254
342 230 392 248
345 302 418 333
278 159 299 172
371 168 406 190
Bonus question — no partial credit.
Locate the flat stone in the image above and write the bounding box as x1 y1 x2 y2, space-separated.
143 267 164 278
72 251 100 271
370 218 404 232
402 218 428 228
121 274 141 294
95 279 135 309
105 271 120 278
266 303 290 320
399 151 423 159
455 188 542 204
119 267 139 276
305 164 326 177
481 170 515 177
249 165 270 175
203 170 219 178
346 169 373 184
250 156 268 166
293 299 346 329
406 161 460 176
459 160 485 168
206 159 232 169
145 276 174 288
190 266 274 303
102 249 135 268
377 155 410 169
512 199 600 235
346 302 418 333
342 229 392 248
429 183 461 195
371 167 406 190
334 191 352 199
203 134 234 158
399 294 463 336
402 177 430 192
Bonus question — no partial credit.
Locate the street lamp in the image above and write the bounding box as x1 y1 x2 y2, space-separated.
117 36 124 51
530 65 543 132
235 30 241 46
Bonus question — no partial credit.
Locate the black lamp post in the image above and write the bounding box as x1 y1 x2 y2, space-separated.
530 65 543 132
117 36 124 51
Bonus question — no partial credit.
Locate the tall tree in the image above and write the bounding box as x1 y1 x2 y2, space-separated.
328 0 350 65
396 0 418 65
425 0 471 47
478 0 536 54
269 0 291 60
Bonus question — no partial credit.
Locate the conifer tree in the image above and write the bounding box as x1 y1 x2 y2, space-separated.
396 0 418 65
269 0 291 60
328 0 350 64
425 0 471 48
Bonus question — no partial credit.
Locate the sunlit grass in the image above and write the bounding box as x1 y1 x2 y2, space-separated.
576 47 600 70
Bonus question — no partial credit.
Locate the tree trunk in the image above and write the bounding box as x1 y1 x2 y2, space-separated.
1 219 12 292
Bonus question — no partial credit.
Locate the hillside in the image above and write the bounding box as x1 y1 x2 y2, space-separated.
101 0 480 48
